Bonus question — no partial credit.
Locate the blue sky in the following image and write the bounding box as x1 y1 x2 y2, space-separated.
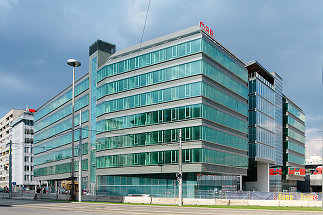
0 0 322 157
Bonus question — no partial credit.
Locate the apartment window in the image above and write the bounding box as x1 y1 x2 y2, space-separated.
171 129 177 143
185 149 191 162
184 127 191 141
25 129 34 134
158 110 164 123
185 106 191 119
158 131 164 143
171 151 177 163
171 108 178 121
134 153 139 165
145 133 151 145
158 90 163 102
171 87 179 100
185 85 191 97
25 138 33 144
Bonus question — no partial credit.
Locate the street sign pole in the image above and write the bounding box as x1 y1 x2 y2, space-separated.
178 129 183 206
9 140 12 199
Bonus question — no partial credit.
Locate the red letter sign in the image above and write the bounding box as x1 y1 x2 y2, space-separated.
199 21 214 38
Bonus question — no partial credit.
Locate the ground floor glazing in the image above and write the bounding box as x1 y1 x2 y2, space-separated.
97 173 238 198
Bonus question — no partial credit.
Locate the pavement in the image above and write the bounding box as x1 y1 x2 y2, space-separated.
1 198 323 215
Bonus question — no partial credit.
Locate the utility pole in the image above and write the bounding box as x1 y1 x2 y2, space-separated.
178 129 183 206
78 111 82 202
9 140 12 199
321 67 323 211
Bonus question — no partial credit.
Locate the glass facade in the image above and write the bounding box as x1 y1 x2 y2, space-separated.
97 104 247 134
34 127 89 154
282 96 305 191
97 39 202 82
97 38 247 83
33 75 91 190
96 148 247 169
34 143 88 166
97 173 238 198
96 126 247 152
34 78 89 121
33 26 307 195
34 26 251 196
34 160 88 177
272 73 283 166
93 31 248 196
90 56 98 185
246 63 286 192
248 72 276 162
34 94 89 132
97 81 247 117
283 97 305 166
34 110 89 143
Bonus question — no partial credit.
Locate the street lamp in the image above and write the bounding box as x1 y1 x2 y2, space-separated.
67 59 81 201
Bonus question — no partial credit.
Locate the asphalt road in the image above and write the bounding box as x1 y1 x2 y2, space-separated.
0 198 323 215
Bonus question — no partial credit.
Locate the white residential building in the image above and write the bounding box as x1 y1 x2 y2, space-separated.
0 109 25 188
11 110 36 190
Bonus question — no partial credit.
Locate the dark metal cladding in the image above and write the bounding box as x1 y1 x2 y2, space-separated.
89 40 116 56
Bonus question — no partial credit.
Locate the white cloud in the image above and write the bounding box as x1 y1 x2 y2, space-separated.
306 126 323 158
0 0 18 10
306 114 323 123
306 137 323 158
0 0 19 15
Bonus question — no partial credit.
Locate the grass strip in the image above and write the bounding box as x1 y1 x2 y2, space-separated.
81 201 322 211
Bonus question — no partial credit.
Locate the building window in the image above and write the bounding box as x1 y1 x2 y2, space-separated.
171 129 177 143
171 151 177 164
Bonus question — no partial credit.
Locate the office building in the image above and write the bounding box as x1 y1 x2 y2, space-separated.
33 24 305 195
34 24 249 197
282 95 305 191
33 74 90 192
245 61 305 192
245 61 279 192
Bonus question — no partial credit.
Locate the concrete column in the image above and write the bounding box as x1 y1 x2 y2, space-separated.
245 163 269 192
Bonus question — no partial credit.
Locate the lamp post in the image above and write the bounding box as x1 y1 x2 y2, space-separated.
67 59 81 201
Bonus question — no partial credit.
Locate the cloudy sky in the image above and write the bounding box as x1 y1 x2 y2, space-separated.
0 0 322 157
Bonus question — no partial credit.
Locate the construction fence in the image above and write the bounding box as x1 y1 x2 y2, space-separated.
209 191 322 201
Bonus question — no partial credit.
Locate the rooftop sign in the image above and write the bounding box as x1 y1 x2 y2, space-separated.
199 21 214 37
